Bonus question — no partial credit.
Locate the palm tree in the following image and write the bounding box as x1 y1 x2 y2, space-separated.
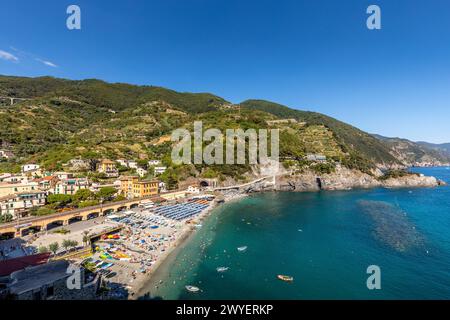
82 231 90 247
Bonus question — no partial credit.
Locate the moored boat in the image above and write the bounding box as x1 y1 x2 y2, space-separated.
237 246 247 252
277 275 294 282
216 267 229 272
185 285 200 293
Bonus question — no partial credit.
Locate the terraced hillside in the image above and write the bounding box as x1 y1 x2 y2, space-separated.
1 75 445 183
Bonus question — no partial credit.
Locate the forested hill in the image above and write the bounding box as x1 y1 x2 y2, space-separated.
1 75 444 179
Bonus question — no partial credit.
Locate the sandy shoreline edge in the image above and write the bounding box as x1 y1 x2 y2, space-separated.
131 193 248 299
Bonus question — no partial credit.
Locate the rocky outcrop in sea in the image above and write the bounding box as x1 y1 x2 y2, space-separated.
275 167 445 192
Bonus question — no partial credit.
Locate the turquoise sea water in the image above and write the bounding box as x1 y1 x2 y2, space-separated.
141 167 450 300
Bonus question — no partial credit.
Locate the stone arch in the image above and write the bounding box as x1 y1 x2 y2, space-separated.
117 206 127 212
21 226 42 236
87 212 100 220
68 216 83 224
129 203 139 209
103 209 114 216
200 180 209 188
0 232 15 240
46 220 64 231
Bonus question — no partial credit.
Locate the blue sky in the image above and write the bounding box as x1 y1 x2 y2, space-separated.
1 0 450 143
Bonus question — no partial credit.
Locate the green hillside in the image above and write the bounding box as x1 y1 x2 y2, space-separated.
0 75 431 181
240 100 400 167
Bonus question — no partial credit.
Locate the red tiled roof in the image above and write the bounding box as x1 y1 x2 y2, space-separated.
0 253 51 276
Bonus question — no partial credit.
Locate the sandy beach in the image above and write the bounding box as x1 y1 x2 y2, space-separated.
133 192 248 299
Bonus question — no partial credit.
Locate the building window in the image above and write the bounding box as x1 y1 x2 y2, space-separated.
46 285 54 298
33 291 42 300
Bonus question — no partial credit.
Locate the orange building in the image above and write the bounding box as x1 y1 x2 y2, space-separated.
132 180 159 198
119 176 139 198
119 176 158 198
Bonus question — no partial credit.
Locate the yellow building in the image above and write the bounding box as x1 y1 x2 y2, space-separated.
0 181 39 198
119 176 139 198
119 177 158 198
98 159 118 177
132 180 159 198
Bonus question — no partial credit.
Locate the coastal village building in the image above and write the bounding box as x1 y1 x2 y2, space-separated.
21 164 40 173
0 181 39 197
148 160 161 166
306 154 327 162
187 185 200 194
50 178 90 196
119 176 158 198
0 173 11 182
0 260 100 300
0 150 14 159
136 167 148 178
66 158 90 171
159 181 167 193
116 159 138 169
0 190 46 219
127 160 138 169
119 176 139 198
34 176 58 191
0 174 28 184
53 172 74 180
116 159 128 167
97 159 118 178
132 180 159 198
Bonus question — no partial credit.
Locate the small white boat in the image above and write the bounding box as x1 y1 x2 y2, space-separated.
237 246 247 252
185 285 200 293
277 275 294 282
216 267 229 273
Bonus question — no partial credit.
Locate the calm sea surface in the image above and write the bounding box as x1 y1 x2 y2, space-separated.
140 167 450 300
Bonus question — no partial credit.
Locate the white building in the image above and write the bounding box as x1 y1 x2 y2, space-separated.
148 160 161 166
53 172 74 180
158 181 167 193
187 185 200 194
21 164 40 173
116 159 128 167
136 167 148 178
127 160 138 169
0 191 46 220
0 150 14 159
50 178 90 196
154 166 167 175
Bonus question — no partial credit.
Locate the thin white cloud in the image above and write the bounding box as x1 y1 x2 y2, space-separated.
0 49 19 62
36 58 58 68
8 46 58 68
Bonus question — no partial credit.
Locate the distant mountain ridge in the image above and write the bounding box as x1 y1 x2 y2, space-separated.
416 141 450 156
373 134 450 166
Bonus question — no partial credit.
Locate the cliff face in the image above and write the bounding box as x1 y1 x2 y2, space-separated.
275 167 442 192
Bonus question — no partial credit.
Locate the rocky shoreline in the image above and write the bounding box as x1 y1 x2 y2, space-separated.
274 167 446 192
